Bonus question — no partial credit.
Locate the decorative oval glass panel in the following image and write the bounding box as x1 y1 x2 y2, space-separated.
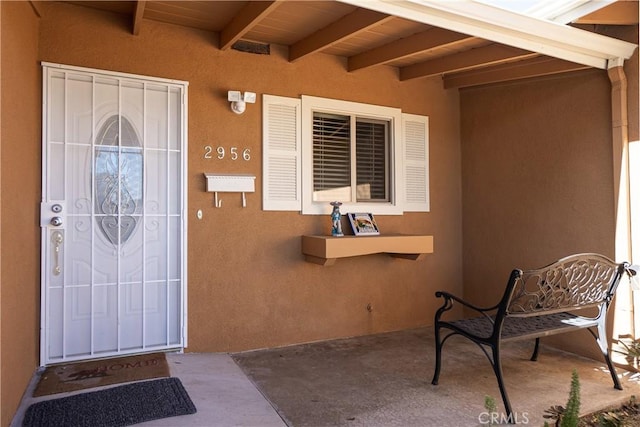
95 115 143 245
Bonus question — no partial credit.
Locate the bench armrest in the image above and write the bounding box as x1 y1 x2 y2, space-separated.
434 291 500 319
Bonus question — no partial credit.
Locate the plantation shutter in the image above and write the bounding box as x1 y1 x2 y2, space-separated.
402 113 430 212
262 95 301 211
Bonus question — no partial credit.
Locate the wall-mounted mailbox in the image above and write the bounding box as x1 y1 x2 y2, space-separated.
204 173 256 207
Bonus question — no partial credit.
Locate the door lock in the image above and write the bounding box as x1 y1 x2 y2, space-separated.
40 201 66 228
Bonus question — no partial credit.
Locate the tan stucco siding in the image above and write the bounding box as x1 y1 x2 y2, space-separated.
1 2 41 425
460 31 639 359
37 2 464 353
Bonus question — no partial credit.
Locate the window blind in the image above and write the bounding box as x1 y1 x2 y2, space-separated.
356 119 388 201
312 113 351 197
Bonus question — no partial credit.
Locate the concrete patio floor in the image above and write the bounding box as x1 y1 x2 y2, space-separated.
12 327 640 426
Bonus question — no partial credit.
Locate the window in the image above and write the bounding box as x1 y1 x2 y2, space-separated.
263 94 429 215
312 113 390 203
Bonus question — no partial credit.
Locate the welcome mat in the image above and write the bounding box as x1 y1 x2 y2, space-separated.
23 377 196 427
33 353 169 397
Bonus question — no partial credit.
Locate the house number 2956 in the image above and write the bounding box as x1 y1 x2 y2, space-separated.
204 146 251 161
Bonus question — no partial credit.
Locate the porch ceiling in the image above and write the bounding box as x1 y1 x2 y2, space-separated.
59 0 638 88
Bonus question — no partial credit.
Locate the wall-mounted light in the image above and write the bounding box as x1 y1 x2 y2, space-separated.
227 90 256 114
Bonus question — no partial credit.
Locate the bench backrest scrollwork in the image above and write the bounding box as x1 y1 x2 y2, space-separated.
503 253 627 317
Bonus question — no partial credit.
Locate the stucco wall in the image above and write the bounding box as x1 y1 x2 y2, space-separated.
462 68 615 289
37 2 463 353
460 25 639 359
1 2 41 425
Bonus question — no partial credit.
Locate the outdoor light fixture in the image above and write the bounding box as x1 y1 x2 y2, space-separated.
227 90 256 114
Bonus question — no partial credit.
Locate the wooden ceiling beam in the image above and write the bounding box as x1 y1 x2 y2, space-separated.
348 27 471 72
443 56 590 89
400 44 537 81
133 1 146 36
289 8 393 63
220 1 281 50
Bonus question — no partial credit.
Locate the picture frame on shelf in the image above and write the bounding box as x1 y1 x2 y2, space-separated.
347 213 380 236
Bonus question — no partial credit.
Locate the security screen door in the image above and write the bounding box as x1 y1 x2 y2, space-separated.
40 63 188 365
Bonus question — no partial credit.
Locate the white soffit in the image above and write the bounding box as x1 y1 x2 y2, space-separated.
338 0 637 69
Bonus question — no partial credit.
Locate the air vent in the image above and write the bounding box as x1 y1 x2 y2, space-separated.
231 40 270 55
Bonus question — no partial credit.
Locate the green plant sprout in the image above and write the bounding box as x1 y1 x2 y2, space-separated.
543 369 580 427
561 369 581 427
484 395 497 425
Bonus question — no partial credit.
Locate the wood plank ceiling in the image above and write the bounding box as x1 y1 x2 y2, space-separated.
62 0 639 88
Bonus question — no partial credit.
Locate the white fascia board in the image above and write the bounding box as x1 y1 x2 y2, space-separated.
338 0 637 70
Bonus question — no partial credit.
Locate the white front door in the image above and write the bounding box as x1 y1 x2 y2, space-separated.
40 63 188 365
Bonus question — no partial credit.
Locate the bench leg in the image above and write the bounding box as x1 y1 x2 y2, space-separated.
530 338 540 361
592 323 623 390
491 345 514 420
604 353 623 390
431 325 443 385
431 328 515 418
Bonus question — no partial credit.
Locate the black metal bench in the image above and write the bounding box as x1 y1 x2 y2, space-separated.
431 253 636 418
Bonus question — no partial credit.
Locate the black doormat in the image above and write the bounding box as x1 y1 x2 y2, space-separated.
22 377 197 427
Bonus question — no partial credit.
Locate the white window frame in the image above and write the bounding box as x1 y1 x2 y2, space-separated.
301 95 404 215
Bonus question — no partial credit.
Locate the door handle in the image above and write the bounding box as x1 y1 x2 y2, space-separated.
50 217 63 227
52 231 63 276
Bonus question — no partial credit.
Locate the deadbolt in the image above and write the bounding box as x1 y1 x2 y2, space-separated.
50 217 63 227
51 204 63 213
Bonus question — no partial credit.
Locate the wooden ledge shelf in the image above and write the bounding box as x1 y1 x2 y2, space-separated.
301 234 434 266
